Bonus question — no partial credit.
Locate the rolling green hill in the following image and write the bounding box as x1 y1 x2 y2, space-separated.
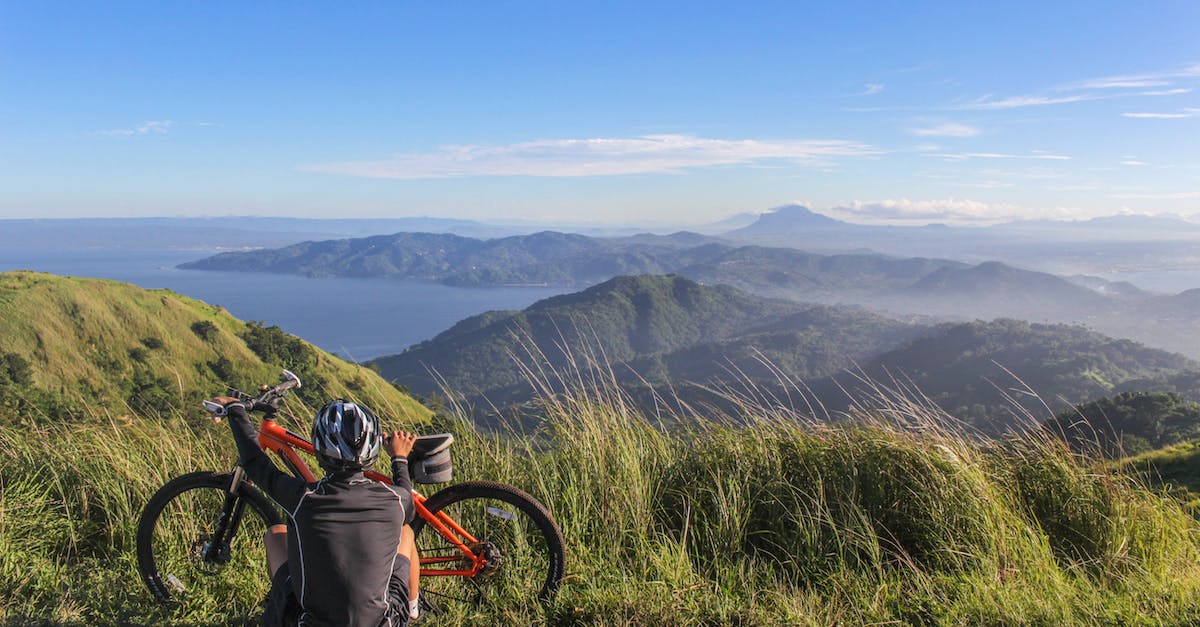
0 271 430 424
369 275 927 413
369 275 1198 428
370 274 810 402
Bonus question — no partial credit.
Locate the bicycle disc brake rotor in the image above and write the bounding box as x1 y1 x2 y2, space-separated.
470 539 502 579
191 536 231 572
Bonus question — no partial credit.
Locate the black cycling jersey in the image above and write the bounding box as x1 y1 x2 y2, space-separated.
226 404 415 627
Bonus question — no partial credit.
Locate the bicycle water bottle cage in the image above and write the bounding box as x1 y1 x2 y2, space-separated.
409 433 454 484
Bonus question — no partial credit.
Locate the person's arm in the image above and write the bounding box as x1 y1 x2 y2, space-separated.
214 396 306 511
385 431 418 524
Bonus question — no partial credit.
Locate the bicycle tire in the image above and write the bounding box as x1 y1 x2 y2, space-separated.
136 471 283 603
410 480 566 607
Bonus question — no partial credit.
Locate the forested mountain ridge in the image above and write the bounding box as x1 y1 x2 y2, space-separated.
1045 392 1200 457
180 230 703 286
812 319 1198 434
179 228 970 290
368 275 1199 432
0 271 430 424
369 274 817 404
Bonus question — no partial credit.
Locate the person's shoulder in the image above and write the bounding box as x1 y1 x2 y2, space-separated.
357 478 410 501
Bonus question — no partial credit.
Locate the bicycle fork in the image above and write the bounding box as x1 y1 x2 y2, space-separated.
201 467 251 567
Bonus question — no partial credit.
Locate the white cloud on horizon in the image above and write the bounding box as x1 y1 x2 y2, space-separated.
910 122 980 137
98 120 174 137
826 197 1083 225
299 134 881 179
1110 191 1200 200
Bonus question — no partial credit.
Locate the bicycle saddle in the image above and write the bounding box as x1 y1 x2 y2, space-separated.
410 433 454 461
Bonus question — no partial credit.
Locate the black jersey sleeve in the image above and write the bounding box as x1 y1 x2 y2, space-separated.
389 457 416 525
225 403 307 512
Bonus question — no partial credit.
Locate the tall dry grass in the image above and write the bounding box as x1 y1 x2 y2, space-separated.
2 354 1200 625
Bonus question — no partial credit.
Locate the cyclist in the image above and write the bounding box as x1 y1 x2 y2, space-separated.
214 395 422 626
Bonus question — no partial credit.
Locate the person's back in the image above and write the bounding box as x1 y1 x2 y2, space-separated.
284 472 408 626
217 397 419 627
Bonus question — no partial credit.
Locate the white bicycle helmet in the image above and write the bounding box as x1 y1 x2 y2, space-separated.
312 399 382 472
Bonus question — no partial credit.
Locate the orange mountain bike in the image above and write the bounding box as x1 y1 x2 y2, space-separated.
135 371 565 612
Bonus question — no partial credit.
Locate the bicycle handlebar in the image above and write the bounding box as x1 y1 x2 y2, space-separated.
202 369 302 417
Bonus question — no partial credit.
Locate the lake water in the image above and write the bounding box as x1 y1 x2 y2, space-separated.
0 249 570 360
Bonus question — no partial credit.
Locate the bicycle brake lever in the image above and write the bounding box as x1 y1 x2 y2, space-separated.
202 400 228 417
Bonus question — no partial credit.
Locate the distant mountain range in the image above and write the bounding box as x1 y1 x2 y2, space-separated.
725 204 1200 281
179 228 1200 358
367 275 1198 434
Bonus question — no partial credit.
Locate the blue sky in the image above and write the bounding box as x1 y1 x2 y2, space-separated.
1 1 1197 225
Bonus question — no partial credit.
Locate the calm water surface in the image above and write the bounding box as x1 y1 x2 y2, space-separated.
0 249 570 360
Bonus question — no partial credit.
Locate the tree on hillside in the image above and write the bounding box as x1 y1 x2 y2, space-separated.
1046 392 1200 457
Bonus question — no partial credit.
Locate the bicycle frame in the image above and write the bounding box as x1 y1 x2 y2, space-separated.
253 417 487 578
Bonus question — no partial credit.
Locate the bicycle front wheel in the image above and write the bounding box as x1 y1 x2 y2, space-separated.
411 480 566 610
136 471 283 606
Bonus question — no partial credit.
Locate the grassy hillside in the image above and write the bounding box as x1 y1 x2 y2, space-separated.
1120 440 1200 513
3 377 1200 624
2 275 1199 624
0 271 430 424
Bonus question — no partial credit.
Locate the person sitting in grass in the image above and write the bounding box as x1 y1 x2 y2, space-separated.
214 395 422 626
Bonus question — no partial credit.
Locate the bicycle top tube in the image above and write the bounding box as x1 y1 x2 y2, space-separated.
256 418 408 489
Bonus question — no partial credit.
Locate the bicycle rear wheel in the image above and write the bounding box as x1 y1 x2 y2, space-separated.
410 480 565 611
136 471 283 605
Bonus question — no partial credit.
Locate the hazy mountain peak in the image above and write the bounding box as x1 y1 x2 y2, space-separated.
726 204 846 237
762 204 843 225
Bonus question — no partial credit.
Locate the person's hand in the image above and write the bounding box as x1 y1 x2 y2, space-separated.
385 431 418 459
206 396 243 422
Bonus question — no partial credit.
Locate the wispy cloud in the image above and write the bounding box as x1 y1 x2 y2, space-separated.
1077 79 1169 89
1139 88 1192 96
952 63 1200 110
98 120 174 137
953 93 1101 110
860 83 885 96
1122 108 1200 119
299 134 881 179
1072 64 1200 89
1121 159 1148 166
931 151 1071 161
910 122 979 137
